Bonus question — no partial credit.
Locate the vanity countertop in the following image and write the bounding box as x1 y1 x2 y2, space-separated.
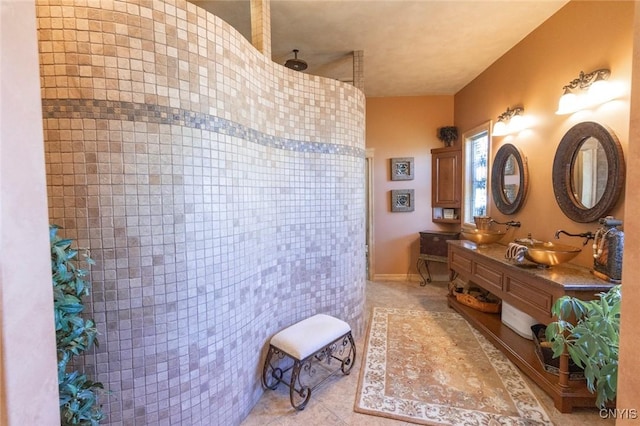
448 240 614 291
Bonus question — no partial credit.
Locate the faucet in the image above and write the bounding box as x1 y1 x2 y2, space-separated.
491 219 521 229
515 233 541 245
554 230 595 246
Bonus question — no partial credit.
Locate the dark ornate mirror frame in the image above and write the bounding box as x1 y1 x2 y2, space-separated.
552 121 625 223
491 143 528 215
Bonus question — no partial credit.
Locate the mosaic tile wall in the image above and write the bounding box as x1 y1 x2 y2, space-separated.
37 0 366 424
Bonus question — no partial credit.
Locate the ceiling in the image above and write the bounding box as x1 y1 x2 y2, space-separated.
190 1 569 97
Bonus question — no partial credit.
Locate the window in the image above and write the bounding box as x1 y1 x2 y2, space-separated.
463 124 490 225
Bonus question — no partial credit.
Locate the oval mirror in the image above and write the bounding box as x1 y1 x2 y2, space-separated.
491 143 528 215
553 122 625 223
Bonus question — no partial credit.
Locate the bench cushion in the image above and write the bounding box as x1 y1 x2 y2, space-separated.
270 314 351 360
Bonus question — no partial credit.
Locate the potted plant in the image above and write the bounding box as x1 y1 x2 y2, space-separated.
545 284 621 408
437 126 458 147
51 225 105 425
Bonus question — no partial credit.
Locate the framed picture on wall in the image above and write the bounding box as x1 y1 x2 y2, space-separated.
391 189 415 212
390 157 414 180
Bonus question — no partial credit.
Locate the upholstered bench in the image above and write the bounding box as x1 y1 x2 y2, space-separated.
261 314 356 410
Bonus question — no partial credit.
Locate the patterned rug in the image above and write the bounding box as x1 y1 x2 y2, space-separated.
354 307 553 426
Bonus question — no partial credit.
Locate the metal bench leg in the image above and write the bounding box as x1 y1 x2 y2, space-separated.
341 332 356 374
289 360 311 410
262 345 285 390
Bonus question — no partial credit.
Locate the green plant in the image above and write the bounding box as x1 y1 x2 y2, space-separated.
437 126 458 146
51 225 105 425
545 284 621 408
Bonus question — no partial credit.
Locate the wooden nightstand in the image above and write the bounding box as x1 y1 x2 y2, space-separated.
417 230 459 285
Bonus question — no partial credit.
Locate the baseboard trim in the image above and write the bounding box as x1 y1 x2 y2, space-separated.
372 274 421 282
372 273 450 283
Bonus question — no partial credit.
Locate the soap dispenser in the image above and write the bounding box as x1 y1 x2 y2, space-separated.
592 216 624 283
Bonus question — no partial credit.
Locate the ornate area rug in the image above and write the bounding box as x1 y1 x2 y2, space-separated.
354 307 553 425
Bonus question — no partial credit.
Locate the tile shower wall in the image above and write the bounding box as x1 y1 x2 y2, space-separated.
37 0 366 424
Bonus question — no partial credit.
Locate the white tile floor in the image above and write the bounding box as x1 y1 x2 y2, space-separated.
241 280 614 426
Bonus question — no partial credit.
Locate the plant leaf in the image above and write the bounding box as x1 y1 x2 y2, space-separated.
50 225 106 423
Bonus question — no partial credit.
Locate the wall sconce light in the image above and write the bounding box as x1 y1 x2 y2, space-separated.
556 69 613 115
493 106 525 137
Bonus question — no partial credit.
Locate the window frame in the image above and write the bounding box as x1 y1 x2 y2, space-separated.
462 122 491 227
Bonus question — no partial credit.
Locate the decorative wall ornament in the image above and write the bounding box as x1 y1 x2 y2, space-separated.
391 189 415 212
390 157 414 180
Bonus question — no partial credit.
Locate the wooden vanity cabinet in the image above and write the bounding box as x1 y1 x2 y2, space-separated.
447 240 614 413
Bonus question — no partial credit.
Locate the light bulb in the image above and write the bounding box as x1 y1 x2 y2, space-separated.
509 114 524 133
493 120 507 137
556 90 578 115
587 77 613 106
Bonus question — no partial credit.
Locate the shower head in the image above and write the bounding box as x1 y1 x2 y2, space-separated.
284 49 308 71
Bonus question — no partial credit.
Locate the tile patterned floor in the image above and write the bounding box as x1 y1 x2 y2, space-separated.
241 280 614 426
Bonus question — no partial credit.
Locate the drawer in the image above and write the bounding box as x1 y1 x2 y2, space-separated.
505 275 553 319
472 262 503 293
450 248 472 276
420 232 459 256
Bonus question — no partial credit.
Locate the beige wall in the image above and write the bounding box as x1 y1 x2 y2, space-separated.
0 1 60 424
455 0 633 269
366 96 454 277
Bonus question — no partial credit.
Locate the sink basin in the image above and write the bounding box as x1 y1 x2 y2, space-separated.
460 228 506 245
521 241 581 267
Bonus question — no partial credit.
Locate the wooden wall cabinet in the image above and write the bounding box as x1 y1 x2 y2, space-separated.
431 146 461 223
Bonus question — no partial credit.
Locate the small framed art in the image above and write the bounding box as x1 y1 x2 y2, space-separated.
391 189 415 212
390 157 414 181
